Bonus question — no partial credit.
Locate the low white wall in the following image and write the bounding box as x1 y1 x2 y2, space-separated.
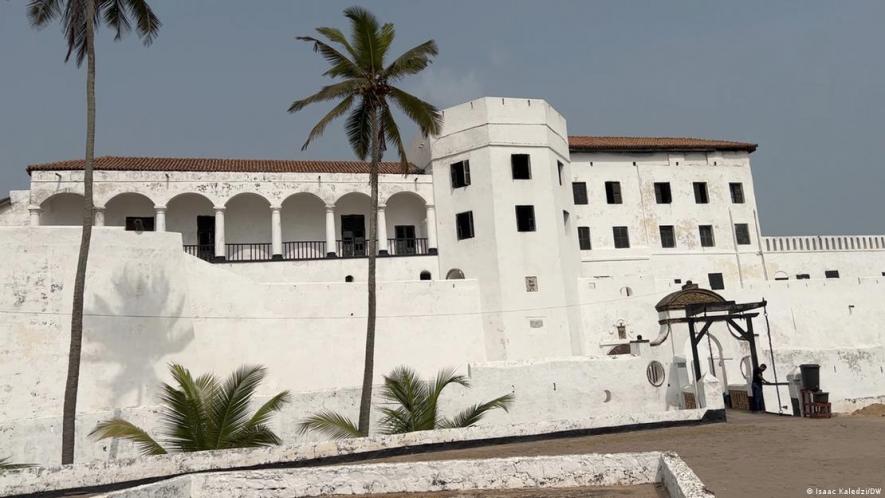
764 249 885 281
0 227 485 466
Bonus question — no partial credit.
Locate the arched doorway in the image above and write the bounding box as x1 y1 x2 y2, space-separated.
281 192 326 259
385 191 428 255
105 193 156 230
40 193 84 226
166 193 214 260
225 193 272 261
334 192 371 257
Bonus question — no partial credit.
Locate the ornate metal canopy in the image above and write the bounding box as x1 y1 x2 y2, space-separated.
655 282 727 312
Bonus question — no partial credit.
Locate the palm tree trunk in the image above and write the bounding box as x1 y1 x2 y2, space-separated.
358 113 383 436
61 0 96 465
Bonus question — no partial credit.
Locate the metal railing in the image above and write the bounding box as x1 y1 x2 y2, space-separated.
183 244 214 262
763 235 885 253
282 241 326 260
226 243 273 262
337 239 367 257
387 237 429 256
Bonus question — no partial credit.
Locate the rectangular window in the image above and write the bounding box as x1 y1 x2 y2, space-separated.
613 226 630 248
450 160 471 188
572 182 588 205
825 270 840 279
456 211 474 240
796 274 810 280
654 182 672 204
699 225 715 247
734 223 751 245
557 161 564 186
605 181 623 204
730 182 745 204
693 182 709 204
515 205 536 232
578 226 592 250
708 272 725 290
511 154 531 179
659 225 676 248
125 216 155 232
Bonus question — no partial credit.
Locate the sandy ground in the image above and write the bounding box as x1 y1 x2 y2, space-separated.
360 411 885 498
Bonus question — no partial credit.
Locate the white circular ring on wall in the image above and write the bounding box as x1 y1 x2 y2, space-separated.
740 356 752 380
646 361 665 387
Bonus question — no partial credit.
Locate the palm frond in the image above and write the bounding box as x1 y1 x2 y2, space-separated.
208 365 266 449
0 456 34 471
288 79 361 114
378 406 414 434
296 35 362 80
439 393 515 429
300 95 355 151
159 364 211 452
27 0 63 27
345 98 374 160
62 0 89 65
315 26 358 61
100 0 131 41
344 6 383 73
228 424 282 448
298 410 361 440
241 391 291 432
389 87 442 136
380 104 410 174
124 0 161 45
89 418 167 455
384 40 438 80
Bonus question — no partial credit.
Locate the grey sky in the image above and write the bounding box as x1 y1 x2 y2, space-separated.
1 1 883 235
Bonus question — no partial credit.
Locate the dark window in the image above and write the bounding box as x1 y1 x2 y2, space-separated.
825 270 840 279
125 216 155 232
456 211 474 240
659 225 676 248
419 271 431 280
557 161 564 185
613 226 630 248
708 272 725 290
734 223 751 245
515 205 536 232
654 182 672 204
730 182 745 204
572 182 588 205
605 181 623 204
693 182 709 204
699 225 715 247
578 226 592 250
511 154 531 179
796 274 811 280
450 160 471 188
345 275 354 282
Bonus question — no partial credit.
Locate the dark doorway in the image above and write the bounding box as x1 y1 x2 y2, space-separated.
197 215 215 260
341 214 366 257
394 225 417 255
125 216 155 232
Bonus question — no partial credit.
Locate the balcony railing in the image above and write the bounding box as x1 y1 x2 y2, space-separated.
183 237 432 262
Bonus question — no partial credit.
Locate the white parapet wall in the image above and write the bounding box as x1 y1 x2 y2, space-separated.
0 408 715 497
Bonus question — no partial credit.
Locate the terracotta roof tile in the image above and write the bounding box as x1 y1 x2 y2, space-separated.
568 136 757 153
26 156 423 175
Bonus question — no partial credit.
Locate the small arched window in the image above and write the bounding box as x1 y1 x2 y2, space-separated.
420 271 431 281
345 275 354 283
446 268 465 280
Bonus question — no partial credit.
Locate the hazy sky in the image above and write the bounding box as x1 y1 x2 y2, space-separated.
1 1 883 235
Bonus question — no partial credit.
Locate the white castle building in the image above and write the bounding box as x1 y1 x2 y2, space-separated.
2 97 885 465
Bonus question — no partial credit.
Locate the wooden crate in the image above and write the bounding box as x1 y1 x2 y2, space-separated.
683 391 697 409
729 389 750 410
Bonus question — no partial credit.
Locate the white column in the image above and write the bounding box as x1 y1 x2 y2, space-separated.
28 206 41 226
155 206 166 232
214 207 225 261
325 204 337 257
94 206 105 227
377 204 389 255
271 206 282 260
426 204 438 254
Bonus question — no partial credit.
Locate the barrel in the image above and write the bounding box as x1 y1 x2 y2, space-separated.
800 364 820 391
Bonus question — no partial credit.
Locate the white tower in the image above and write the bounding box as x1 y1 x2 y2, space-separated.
424 97 584 361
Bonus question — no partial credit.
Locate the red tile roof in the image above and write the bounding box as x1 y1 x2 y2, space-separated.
568 136 757 153
26 156 423 175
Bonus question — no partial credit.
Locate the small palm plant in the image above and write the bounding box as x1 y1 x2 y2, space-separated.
300 366 514 439
90 364 290 454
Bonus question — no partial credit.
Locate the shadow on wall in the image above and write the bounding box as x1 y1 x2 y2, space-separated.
83 263 194 408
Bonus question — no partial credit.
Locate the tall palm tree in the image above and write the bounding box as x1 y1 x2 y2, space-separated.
289 7 442 436
299 366 514 439
90 364 291 454
27 0 160 464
